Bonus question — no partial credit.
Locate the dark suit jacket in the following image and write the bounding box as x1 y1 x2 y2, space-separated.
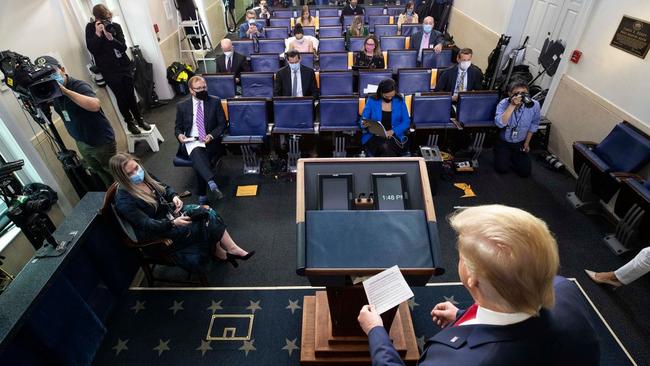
174 96 227 158
340 5 365 21
214 52 249 79
367 276 600 366
434 64 484 93
274 65 318 97
409 30 445 51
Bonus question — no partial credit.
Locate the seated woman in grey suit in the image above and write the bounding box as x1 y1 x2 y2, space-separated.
111 152 254 272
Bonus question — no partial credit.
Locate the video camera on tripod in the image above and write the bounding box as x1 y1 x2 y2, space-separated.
0 50 62 104
1 160 59 250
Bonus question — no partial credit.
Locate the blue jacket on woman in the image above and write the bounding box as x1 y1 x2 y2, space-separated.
359 96 411 145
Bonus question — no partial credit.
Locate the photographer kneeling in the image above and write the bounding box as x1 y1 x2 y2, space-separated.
494 81 540 177
86 4 150 134
110 153 255 272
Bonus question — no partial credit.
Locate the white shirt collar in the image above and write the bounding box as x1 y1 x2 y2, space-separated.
460 305 532 326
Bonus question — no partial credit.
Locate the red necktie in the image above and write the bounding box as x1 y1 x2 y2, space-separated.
454 303 478 326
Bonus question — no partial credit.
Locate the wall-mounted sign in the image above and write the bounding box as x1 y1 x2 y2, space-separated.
610 15 650 59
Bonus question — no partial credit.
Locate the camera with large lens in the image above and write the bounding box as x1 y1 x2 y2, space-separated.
510 92 535 108
0 50 62 103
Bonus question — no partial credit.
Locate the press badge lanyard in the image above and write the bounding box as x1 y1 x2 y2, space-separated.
510 107 523 140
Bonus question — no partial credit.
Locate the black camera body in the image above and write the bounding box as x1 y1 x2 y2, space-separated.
510 92 535 108
0 50 62 103
100 19 117 35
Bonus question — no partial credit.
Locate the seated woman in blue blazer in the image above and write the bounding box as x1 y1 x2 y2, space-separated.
110 152 254 272
359 79 411 157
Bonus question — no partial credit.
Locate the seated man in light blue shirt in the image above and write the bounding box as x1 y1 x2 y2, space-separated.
494 81 540 177
238 10 265 39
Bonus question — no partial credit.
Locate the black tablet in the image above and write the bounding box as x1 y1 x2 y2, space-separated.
318 174 354 210
372 173 409 210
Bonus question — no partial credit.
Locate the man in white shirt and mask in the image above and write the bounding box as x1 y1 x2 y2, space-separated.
215 38 249 88
435 48 484 101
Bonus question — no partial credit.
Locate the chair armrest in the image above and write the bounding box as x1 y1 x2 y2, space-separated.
127 238 173 248
611 172 643 183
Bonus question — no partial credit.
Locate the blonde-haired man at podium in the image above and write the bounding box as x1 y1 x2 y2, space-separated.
358 205 600 366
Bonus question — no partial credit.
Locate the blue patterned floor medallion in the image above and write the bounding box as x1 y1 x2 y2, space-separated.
93 282 634 365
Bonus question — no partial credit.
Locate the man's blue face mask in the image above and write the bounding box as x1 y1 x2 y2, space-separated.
423 24 433 34
52 72 65 85
130 165 145 185
289 62 300 71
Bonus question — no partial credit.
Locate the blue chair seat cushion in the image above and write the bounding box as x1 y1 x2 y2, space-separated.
222 135 265 144
318 125 360 132
305 210 434 269
173 156 193 167
415 122 457 130
574 143 612 173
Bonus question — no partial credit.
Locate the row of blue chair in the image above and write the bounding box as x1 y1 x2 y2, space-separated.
263 19 421 36
235 36 416 54
268 6 405 19
206 68 437 98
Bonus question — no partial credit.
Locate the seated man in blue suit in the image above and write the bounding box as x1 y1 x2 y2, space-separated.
358 205 600 366
238 10 265 39
434 48 483 102
175 76 227 203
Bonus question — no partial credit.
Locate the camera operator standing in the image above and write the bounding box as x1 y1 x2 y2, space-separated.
35 55 116 188
493 81 540 177
85 4 150 135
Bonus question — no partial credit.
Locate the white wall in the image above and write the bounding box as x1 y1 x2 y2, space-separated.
564 0 650 126
452 0 515 35
148 0 179 40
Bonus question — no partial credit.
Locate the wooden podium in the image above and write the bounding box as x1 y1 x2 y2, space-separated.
295 158 443 365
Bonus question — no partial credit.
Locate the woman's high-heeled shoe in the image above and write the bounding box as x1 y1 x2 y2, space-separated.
227 251 256 261
584 269 623 288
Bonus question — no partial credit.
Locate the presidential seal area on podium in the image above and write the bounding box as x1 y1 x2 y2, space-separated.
296 157 444 365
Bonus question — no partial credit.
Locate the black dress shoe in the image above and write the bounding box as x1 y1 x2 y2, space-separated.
137 119 152 131
227 250 255 261
126 122 141 134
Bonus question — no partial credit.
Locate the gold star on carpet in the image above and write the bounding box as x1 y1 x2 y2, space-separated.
443 295 459 305
416 335 426 351
246 300 262 314
153 339 170 356
168 300 184 315
112 338 129 356
130 300 146 314
207 300 223 314
239 339 256 356
408 298 419 310
286 299 302 314
282 338 300 356
195 340 213 356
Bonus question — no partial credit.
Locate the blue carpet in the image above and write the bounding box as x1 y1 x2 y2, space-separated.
92 281 635 365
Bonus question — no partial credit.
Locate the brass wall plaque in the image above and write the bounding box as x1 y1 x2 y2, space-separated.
610 15 650 59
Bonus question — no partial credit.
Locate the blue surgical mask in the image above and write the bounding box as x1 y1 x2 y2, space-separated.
130 165 145 184
423 24 433 34
407 9 413 15
289 62 300 71
52 72 65 85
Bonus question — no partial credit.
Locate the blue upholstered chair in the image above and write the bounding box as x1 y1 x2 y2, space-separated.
374 24 398 37
250 53 281 72
319 26 343 38
397 68 432 94
273 9 295 18
319 37 346 52
300 53 315 69
380 36 406 50
319 96 360 157
265 26 289 39
319 52 349 70
348 37 366 52
412 93 454 146
269 18 291 31
358 70 393 97
421 49 453 68
368 15 391 33
319 70 354 96
364 7 385 16
240 72 275 98
400 23 422 36
232 40 255 58
456 91 499 127
387 6 403 16
387 49 417 73
569 121 650 210
343 15 362 29
204 73 236 99
319 16 341 27
300 26 317 37
222 98 269 174
258 38 286 54
318 8 340 17
272 97 316 172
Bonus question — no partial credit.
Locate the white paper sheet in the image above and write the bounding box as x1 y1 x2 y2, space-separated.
363 84 378 95
185 140 206 155
363 265 414 315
